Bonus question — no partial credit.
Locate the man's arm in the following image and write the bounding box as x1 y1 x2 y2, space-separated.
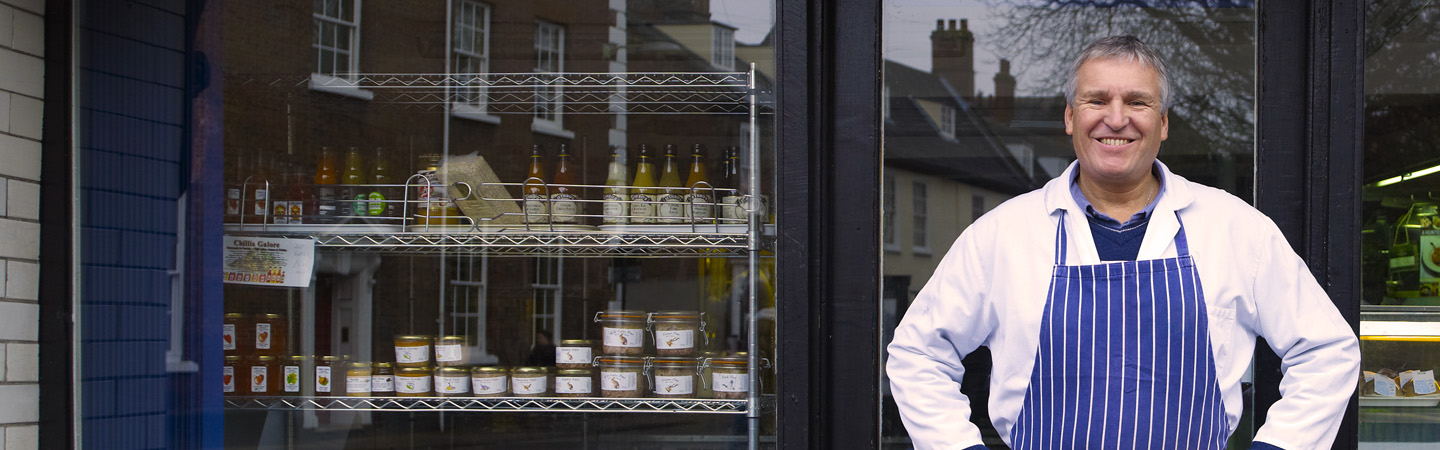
1249 218 1361 450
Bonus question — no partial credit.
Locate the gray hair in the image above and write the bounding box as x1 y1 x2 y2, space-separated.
1063 36 1172 112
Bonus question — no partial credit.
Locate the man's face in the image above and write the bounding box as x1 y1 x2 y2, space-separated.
1064 57 1169 186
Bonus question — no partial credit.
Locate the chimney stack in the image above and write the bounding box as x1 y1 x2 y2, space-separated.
993 59 1017 126
931 18 975 101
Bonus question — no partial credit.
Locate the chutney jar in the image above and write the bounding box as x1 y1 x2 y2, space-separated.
595 310 647 355
555 368 595 398
649 311 705 357
511 367 551 397
471 366 509 397
555 339 595 369
598 356 646 398
650 357 699 399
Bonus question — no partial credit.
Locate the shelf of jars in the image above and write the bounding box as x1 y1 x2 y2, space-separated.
222 395 764 414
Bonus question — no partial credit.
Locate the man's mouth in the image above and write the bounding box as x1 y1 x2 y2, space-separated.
1098 138 1133 146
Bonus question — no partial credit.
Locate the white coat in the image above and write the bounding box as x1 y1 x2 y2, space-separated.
886 161 1360 450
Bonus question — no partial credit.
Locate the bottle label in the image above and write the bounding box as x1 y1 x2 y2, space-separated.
713 373 748 393
655 330 695 350
347 375 371 394
435 375 470 394
600 372 637 392
397 376 430 394
654 375 693 395
556 347 592 365
316 366 332 393
722 196 744 220
223 366 235 393
472 376 507 395
367 192 386 216
255 323 271 350
512 376 546 395
550 193 578 223
272 202 290 224
396 345 430 364
251 366 268 393
602 194 627 224
603 327 644 348
434 344 463 363
371 375 395 392
289 202 304 224
1375 374 1398 396
630 194 655 223
524 194 549 223
659 193 686 223
253 189 268 216
226 188 242 215
283 366 301 392
352 192 369 216
222 324 236 351
687 193 714 222
555 376 592 395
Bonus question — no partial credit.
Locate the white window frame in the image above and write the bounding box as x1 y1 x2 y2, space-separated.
451 0 497 123
533 21 568 135
884 174 899 252
939 105 956 138
310 0 373 100
712 26 735 71
532 258 563 342
913 181 930 255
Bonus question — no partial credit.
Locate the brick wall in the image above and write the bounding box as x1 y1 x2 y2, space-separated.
0 0 43 448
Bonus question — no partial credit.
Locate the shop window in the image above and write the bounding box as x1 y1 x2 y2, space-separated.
451 0 495 123
311 0 372 99
713 26 736 71
534 21 566 134
913 181 929 254
939 105 955 138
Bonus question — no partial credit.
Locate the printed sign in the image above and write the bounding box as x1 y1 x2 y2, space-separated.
222 236 314 287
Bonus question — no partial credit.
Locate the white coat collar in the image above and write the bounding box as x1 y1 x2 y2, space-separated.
1042 160 1197 262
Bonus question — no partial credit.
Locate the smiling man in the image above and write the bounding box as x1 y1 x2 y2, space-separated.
886 36 1359 450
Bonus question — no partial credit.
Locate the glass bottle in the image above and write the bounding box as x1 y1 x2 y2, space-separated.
244 151 271 224
602 147 628 225
550 144 579 224
657 144 685 223
314 146 340 224
367 147 396 219
722 146 742 222
686 144 713 224
523 144 549 223
416 154 460 225
629 144 658 224
288 167 313 225
225 152 244 223
269 160 291 225
340 147 367 219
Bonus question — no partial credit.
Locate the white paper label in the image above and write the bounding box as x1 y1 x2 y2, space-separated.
603 194 627 223
472 376 507 395
1414 370 1438 396
346 376 371 394
222 324 236 351
556 346 593 365
396 376 430 394
556 376 592 395
435 344 463 363
223 366 235 393
722 196 744 220
272 202 290 224
371 375 394 392
687 193 714 221
395 345 430 364
551 193 578 223
1400 371 1415 388
629 193 655 223
658 194 685 223
600 372 638 392
283 366 301 392
655 330 695 350
524 194 548 222
255 323 271 350
1375 375 1398 397
654 375 693 395
512 376 547 395
603 327 644 348
223 236 316 288
315 366 332 393
435 375 469 394
253 189 268 216
714 373 748 393
251 366 268 393
226 188 242 215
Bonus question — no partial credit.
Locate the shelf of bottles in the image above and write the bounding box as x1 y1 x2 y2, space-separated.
224 396 759 414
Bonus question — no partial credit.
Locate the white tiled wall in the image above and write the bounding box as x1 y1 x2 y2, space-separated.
0 1 42 449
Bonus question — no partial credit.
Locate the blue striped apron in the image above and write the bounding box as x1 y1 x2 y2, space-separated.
1009 214 1228 449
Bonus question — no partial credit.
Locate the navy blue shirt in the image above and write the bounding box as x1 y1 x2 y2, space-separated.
1069 164 1166 261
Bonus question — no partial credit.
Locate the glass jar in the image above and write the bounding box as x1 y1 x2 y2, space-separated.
371 362 395 395
435 335 466 366
394 335 432 368
223 313 245 355
555 368 594 398
651 357 698 398
709 356 749 399
395 367 433 397
595 310 647 355
650 311 704 356
315 355 341 396
346 362 372 397
511 367 551 397
246 356 278 395
254 313 287 356
598 356 646 398
697 351 722 399
223 355 240 396
471 366 508 397
555 339 595 369
434 366 471 397
281 355 305 396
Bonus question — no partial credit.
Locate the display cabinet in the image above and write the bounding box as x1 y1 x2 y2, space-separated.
1358 306 1440 447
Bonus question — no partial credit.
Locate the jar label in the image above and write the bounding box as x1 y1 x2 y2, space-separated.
1375 374 1398 397
602 194 627 223
556 376 592 395
600 372 638 392
655 330 695 350
556 347 592 365
251 366 268 393
713 373 748 393
472 376 507 395
316 366 332 393
396 345 430 364
654 375 693 395
435 375 470 394
222 324 236 351
255 323 271 350
283 366 301 392
397 376 431 394
1414 371 1437 395
435 344 463 363
603 327 643 348
346 375 370 394
512 376 547 395
223 366 235 393
371 375 395 392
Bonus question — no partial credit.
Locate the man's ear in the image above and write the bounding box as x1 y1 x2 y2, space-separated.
1160 110 1169 141
1063 103 1074 136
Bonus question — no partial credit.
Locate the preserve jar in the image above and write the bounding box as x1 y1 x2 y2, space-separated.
281 355 305 396
471 366 508 397
247 355 279 395
395 367 433 397
650 311 704 356
595 310 647 355
511 367 551 397
223 313 245 355
314 355 341 396
370 362 395 395
598 356 646 398
555 339 595 369
555 369 594 398
254 313 287 356
223 355 240 396
346 362 372 397
435 335 466 366
709 356 748 399
394 335 432 368
650 357 698 398
697 351 721 399
434 366 471 397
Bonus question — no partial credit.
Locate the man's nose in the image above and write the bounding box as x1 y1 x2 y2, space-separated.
1103 101 1128 129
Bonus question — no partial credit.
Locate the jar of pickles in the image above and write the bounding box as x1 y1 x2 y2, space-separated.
223 355 240 396
555 369 594 398
247 355 278 395
709 356 749 399
650 358 698 399
394 335 432 368
598 356 646 398
371 362 395 396
596 310 647 355
254 313 287 356
281 355 305 396
555 339 595 369
223 313 245 355
435 336 466 366
346 362 372 397
650 311 704 356
471 366 509 397
434 366 471 397
511 367 551 397
395 367 433 397
315 355 342 396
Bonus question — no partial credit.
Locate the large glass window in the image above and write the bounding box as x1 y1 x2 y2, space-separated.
534 21 565 129
313 0 361 79
452 0 492 118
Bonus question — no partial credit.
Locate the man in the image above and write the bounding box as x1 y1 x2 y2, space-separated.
886 36 1359 450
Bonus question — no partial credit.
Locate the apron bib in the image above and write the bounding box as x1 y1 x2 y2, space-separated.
1009 214 1228 449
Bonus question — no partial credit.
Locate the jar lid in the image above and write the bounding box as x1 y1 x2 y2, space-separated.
260 313 283 320
558 339 594 346
254 355 276 362
225 355 242 362
437 335 465 342
397 367 431 376
394 335 432 341
650 310 700 320
556 368 592 376
471 366 508 374
597 356 645 366
318 355 342 362
284 355 306 363
652 357 698 367
350 361 372 369
597 310 647 319
710 356 748 366
437 366 469 375
373 362 393 369
512 366 550 375
224 312 246 319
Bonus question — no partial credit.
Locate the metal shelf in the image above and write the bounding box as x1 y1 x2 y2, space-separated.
312 231 752 257
224 396 748 414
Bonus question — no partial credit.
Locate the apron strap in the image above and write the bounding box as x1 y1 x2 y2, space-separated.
1174 213 1191 257
1054 213 1068 265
